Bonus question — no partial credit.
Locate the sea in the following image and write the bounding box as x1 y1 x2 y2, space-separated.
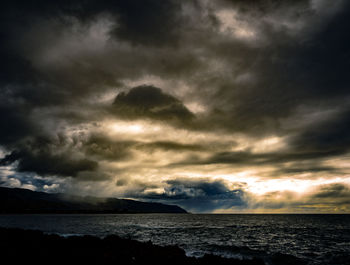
0 214 349 265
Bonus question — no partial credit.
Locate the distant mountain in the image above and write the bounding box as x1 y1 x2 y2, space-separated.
0 187 187 214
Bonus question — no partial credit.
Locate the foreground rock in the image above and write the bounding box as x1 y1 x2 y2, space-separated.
0 227 264 265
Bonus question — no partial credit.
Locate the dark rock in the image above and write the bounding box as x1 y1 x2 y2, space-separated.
269 253 308 265
0 227 266 265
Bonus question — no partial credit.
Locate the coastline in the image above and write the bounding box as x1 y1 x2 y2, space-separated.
0 227 264 265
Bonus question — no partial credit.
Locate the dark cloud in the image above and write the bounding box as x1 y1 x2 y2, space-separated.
83 135 134 161
136 141 206 152
112 85 194 123
1 0 182 41
0 149 98 178
0 136 99 178
172 148 344 168
0 0 191 109
0 1 198 182
2 0 350 135
130 179 247 212
1 0 350 212
312 183 350 201
83 136 207 160
289 108 350 155
108 0 183 47
197 105 350 170
0 105 35 146
190 0 350 137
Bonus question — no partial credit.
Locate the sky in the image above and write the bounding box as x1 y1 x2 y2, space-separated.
1 0 350 213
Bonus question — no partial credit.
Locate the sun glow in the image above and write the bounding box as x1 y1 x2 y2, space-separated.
109 121 161 135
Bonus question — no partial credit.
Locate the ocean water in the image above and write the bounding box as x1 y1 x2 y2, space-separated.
0 214 349 265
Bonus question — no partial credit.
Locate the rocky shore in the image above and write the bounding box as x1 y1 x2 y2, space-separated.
0 227 265 265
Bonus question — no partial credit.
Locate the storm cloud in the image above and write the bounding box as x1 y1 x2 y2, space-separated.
1 0 350 212
112 85 194 124
128 178 247 212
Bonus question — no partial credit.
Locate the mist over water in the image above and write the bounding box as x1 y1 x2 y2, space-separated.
0 214 349 265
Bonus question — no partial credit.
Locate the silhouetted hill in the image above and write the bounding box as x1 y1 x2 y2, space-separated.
0 187 187 214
